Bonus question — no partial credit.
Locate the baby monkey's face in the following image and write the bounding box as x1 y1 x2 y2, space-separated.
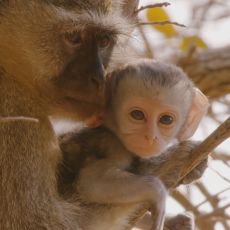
107 61 208 158
117 97 181 157
115 96 183 158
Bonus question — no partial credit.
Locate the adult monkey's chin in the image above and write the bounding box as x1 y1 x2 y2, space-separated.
49 97 105 122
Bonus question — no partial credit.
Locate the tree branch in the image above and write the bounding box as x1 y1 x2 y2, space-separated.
139 20 186 28
179 116 230 183
135 2 170 14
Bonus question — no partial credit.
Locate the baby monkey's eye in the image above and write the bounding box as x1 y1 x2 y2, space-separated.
130 110 145 120
159 114 174 125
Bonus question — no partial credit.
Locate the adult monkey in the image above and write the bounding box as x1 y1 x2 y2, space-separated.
0 0 138 229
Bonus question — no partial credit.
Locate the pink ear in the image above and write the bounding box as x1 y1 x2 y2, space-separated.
178 88 209 141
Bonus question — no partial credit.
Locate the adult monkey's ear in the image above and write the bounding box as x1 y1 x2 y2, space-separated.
121 0 139 18
178 88 209 141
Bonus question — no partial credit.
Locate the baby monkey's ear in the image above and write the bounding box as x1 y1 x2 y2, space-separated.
178 88 209 141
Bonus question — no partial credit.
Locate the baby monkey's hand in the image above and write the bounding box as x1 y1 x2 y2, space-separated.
85 112 105 128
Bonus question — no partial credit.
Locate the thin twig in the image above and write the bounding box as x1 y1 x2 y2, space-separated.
179 116 230 183
135 2 170 14
195 187 230 208
193 0 216 32
137 26 154 59
202 203 230 218
139 21 186 28
196 182 219 208
210 167 230 183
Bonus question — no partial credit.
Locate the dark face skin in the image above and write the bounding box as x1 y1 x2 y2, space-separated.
52 25 117 119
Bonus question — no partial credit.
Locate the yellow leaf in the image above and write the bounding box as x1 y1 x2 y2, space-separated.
146 7 177 38
180 36 208 51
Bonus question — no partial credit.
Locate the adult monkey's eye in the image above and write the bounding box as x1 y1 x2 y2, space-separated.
98 34 112 48
65 31 82 46
159 114 174 125
130 110 145 121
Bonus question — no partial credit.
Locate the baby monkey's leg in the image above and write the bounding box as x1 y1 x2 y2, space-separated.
77 158 167 230
149 199 166 230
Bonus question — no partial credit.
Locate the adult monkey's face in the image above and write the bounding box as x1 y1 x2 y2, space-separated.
0 0 138 121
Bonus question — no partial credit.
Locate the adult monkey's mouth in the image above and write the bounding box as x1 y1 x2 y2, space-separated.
64 95 105 108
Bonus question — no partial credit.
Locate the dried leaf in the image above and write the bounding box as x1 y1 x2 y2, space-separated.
180 36 208 52
146 7 177 37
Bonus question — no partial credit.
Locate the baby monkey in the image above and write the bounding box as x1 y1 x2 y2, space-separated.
60 60 208 230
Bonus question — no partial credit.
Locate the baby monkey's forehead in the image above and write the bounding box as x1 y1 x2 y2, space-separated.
115 77 192 115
